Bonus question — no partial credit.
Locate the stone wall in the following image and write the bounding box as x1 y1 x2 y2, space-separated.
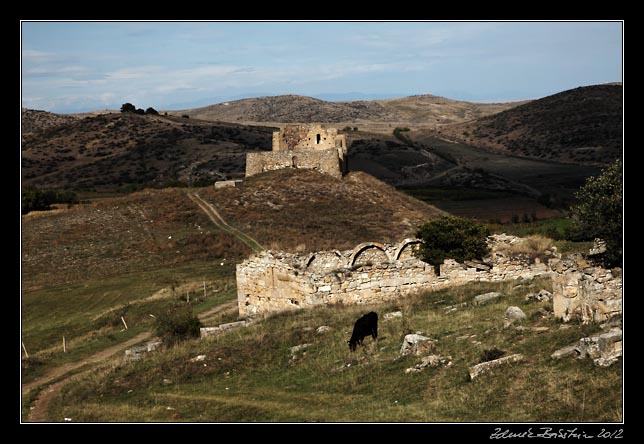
236 235 556 317
246 149 343 179
550 257 622 323
246 124 347 179
272 124 347 152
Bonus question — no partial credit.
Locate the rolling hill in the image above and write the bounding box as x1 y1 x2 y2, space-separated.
434 84 623 165
21 112 274 191
170 94 527 127
21 108 79 140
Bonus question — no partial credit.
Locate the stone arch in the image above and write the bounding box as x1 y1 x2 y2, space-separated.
394 238 423 261
349 242 390 267
306 250 345 271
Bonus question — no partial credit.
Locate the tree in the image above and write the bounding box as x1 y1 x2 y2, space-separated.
414 215 490 272
135 108 145 115
145 107 159 115
571 159 622 268
120 103 136 113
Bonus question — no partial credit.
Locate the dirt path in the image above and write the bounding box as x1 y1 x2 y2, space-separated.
23 331 153 422
197 299 238 324
187 192 264 253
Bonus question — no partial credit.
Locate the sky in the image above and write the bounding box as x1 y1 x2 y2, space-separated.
21 21 623 114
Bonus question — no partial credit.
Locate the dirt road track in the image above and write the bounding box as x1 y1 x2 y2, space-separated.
23 331 153 422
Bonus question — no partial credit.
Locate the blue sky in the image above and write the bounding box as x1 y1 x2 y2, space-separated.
21 21 623 113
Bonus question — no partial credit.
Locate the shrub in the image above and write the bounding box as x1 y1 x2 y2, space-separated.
145 107 159 115
415 216 490 272
154 304 202 346
571 159 622 268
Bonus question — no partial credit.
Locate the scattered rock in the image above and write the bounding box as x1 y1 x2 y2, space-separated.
289 343 313 355
551 345 579 360
551 328 621 367
468 353 524 380
474 292 503 305
503 306 527 328
316 325 331 334
525 289 552 302
190 355 206 362
400 334 436 357
405 355 453 373
383 311 403 321
163 378 172 385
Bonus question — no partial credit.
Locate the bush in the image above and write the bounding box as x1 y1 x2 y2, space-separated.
415 215 490 272
571 159 622 268
153 304 202 346
145 107 159 115
22 188 79 215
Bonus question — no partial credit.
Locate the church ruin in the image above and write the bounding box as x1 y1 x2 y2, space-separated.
245 124 348 179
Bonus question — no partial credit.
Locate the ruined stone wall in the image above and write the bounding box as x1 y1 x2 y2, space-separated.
245 149 343 179
550 257 622 323
272 124 347 152
236 236 556 318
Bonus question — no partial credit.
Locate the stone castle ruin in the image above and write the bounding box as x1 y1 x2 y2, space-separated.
245 124 348 179
236 234 622 324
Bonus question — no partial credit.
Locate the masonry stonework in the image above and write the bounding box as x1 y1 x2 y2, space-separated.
236 235 557 317
549 257 622 323
246 124 348 179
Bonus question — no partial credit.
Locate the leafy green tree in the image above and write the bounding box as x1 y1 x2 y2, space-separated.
414 215 490 272
145 107 159 115
571 159 622 268
135 108 145 115
120 103 136 113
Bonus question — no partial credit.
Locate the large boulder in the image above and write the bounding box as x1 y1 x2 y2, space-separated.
400 334 436 357
503 306 527 328
474 292 503 305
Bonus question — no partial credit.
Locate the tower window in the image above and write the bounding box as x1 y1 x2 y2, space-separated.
316 134 321 144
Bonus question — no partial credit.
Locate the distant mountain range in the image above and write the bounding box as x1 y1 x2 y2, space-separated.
170 94 527 125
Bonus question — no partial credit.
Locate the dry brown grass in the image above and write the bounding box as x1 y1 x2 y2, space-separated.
203 168 445 253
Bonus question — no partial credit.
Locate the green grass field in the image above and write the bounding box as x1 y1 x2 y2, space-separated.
22 260 237 384
46 277 622 423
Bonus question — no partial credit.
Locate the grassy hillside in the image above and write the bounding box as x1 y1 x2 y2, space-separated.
22 170 445 383
21 108 79 138
21 187 248 383
45 277 621 422
200 168 446 252
435 84 622 165
21 112 274 191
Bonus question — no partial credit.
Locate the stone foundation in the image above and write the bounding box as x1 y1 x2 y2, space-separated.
236 235 556 317
550 257 622 323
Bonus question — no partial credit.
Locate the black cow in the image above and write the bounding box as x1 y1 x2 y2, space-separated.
348 311 378 352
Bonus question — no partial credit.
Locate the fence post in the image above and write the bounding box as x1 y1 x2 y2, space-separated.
121 316 128 330
22 341 29 359
63 336 66 353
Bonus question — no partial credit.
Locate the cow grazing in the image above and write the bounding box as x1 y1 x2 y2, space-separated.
348 311 378 352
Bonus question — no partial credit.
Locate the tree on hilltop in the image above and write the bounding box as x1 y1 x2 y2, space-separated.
120 103 136 113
